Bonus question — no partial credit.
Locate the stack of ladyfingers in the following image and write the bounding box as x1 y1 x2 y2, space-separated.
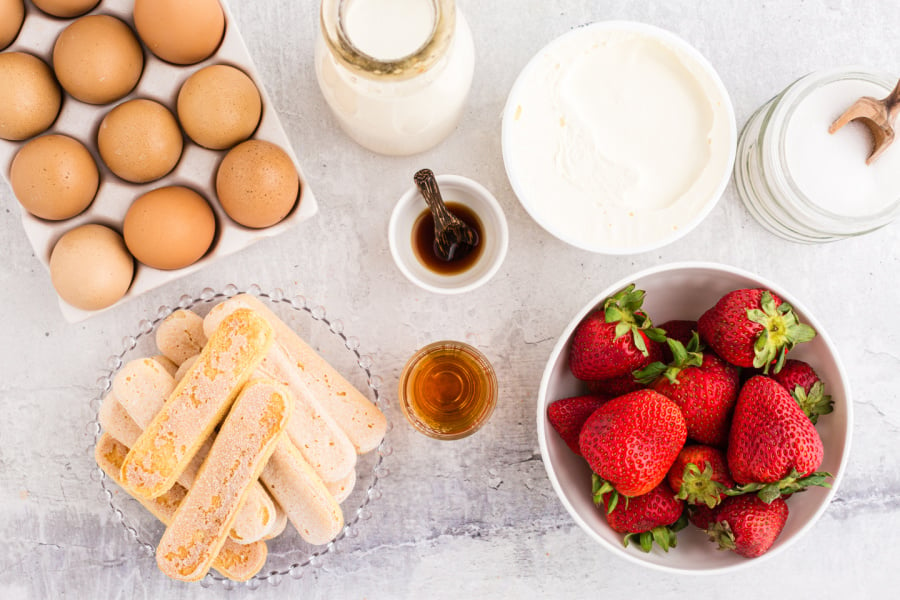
95 297 387 582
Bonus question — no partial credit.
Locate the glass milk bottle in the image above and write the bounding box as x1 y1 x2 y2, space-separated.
315 0 475 156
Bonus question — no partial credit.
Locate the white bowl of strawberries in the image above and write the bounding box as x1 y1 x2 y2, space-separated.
537 262 851 573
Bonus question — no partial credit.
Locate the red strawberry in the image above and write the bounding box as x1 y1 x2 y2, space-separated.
547 395 610 455
569 284 666 381
707 495 789 558
688 504 716 530
771 359 834 424
698 288 816 374
667 445 735 509
637 336 740 447
579 390 687 501
586 373 644 397
727 375 830 502
595 479 686 552
659 320 698 362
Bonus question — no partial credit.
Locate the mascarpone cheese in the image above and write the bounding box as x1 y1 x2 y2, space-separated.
503 23 735 252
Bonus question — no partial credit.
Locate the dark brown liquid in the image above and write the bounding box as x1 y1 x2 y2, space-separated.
412 202 484 275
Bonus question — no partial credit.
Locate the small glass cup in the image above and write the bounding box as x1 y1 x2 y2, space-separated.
398 341 497 440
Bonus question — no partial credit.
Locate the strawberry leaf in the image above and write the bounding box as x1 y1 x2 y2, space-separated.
631 328 649 355
592 474 619 513
621 511 688 554
707 520 737 551
600 284 661 358
613 320 631 339
634 337 703 385
724 469 833 503
606 306 625 325
651 528 670 551
685 331 703 353
792 381 834 425
675 461 727 509
622 516 685 554
644 327 668 344
634 361 668 385
747 291 817 374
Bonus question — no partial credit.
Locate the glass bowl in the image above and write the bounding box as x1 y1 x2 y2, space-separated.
86 284 392 589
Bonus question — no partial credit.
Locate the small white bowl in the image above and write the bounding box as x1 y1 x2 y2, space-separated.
536 262 852 574
502 21 737 254
389 174 508 294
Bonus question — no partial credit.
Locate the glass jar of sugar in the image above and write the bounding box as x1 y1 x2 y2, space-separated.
315 0 475 156
735 67 900 242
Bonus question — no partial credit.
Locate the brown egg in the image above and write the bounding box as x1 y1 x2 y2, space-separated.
98 99 183 183
123 186 216 270
0 52 62 141
32 0 99 18
216 140 300 228
133 0 225 65
53 15 144 105
49 224 134 311
10 134 99 220
0 0 24 50
177 64 262 150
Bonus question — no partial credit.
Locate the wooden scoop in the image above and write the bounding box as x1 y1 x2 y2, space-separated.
829 78 900 165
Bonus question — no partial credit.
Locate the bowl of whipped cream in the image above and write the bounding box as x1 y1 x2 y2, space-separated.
502 21 736 254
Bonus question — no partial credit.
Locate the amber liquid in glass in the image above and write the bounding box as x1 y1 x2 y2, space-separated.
412 202 484 275
402 344 496 438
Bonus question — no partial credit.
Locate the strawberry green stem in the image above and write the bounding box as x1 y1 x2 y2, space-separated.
622 511 689 553
674 461 727 509
604 284 667 358
634 334 704 385
592 474 621 513
706 519 737 552
792 381 834 425
725 469 832 504
746 291 816 374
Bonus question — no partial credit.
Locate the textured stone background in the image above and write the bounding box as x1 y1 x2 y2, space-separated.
1 0 899 598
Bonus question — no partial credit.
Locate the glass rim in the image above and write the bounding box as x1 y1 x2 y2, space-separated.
319 0 455 80
766 67 900 227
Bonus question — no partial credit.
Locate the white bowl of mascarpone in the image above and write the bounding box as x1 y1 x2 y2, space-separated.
502 22 737 254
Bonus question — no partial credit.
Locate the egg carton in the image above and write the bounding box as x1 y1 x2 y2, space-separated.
0 0 318 322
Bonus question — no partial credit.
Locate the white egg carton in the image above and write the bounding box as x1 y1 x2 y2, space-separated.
0 0 318 322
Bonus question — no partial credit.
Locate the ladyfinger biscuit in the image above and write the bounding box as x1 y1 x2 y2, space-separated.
152 355 179 377
111 358 211 490
100 391 206 489
99 392 143 447
156 379 291 582
94 434 268 582
114 348 277 544
113 358 175 431
325 466 356 504
121 308 273 499
261 437 344 545
257 347 357 482
204 302 357 482
228 483 277 545
156 309 208 365
263 502 289 541
206 295 387 454
174 354 199 382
